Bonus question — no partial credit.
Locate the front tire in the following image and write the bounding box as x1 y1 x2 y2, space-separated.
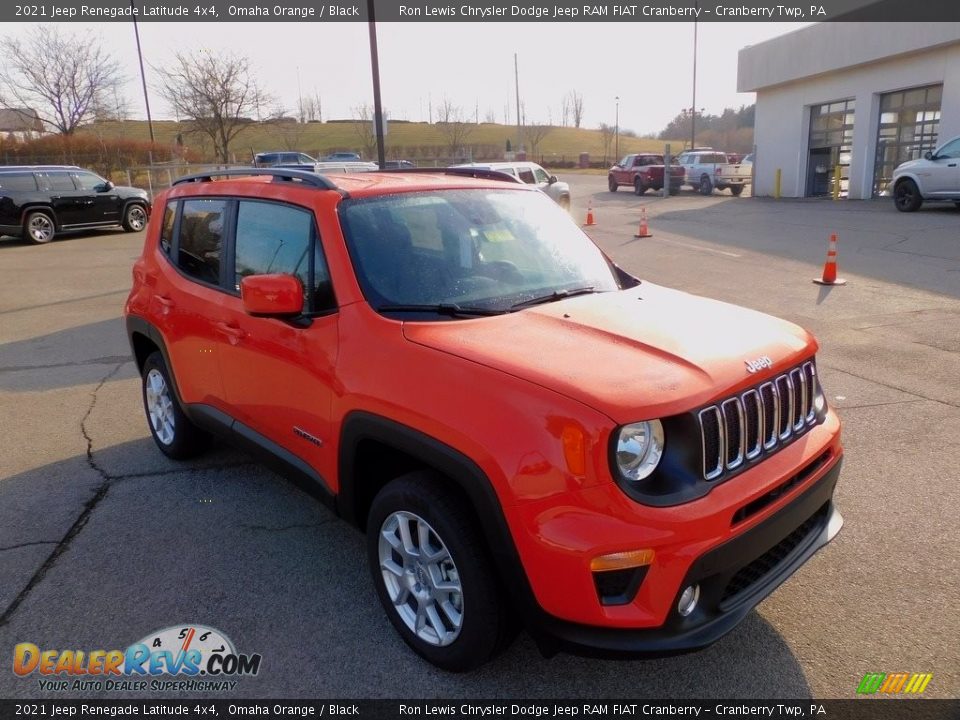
894 180 922 212
141 351 209 459
123 203 148 232
634 178 647 196
24 210 55 244
367 472 514 672
608 176 618 192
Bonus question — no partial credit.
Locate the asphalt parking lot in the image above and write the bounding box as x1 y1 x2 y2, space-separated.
0 176 957 700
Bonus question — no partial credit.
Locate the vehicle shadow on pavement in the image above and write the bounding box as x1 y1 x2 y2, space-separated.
0 436 813 700
0 317 135 393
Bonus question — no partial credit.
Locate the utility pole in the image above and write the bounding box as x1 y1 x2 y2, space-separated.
130 0 154 143
514 53 521 149
367 0 386 167
691 3 699 150
615 96 620 160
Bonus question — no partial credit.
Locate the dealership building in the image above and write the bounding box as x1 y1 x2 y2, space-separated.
738 23 960 199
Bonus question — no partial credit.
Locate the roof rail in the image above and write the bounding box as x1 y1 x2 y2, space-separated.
375 167 524 184
172 167 340 190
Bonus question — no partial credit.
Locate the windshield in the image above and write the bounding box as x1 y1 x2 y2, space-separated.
339 189 620 316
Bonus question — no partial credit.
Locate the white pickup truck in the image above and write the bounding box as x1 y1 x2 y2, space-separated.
675 148 751 196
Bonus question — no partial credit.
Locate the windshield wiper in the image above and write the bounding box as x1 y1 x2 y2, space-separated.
377 303 505 317
510 286 599 310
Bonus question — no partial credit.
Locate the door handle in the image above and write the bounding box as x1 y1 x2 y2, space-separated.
216 321 246 344
154 295 174 308
949 163 957 168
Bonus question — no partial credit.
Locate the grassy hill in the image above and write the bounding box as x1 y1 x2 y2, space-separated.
80 119 679 165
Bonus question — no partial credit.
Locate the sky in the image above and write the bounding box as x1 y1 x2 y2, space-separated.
11 20 811 135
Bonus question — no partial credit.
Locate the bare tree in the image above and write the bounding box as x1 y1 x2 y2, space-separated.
568 90 585 128
561 95 570 127
436 98 474 158
483 108 497 124
522 124 552 157
598 122 615 163
0 27 123 135
352 104 379 159
155 50 274 163
304 92 323 122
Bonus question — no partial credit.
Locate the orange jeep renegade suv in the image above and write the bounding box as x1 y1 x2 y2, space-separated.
125 168 843 671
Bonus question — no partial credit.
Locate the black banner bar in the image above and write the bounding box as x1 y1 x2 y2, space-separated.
0 700 957 720
4 0 960 22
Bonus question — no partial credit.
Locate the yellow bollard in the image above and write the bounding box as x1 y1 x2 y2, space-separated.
774 168 781 199
833 165 842 200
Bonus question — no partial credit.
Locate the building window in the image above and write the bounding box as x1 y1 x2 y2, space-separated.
807 99 855 197
873 84 942 197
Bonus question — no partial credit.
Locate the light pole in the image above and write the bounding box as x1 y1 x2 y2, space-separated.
615 96 620 160
129 0 154 144
367 0 386 167
691 3 699 150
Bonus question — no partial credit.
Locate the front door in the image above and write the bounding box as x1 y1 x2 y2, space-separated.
217 199 340 485
72 170 122 225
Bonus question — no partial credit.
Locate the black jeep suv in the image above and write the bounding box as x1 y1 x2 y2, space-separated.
0 165 151 244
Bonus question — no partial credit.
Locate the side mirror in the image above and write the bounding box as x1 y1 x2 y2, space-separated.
924 151 934 160
548 175 558 184
241 274 304 316
97 181 115 192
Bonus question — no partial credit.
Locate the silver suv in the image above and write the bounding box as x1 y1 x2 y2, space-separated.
451 162 571 210
892 135 960 212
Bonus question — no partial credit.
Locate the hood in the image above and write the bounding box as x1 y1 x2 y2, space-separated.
402 283 815 423
893 158 930 175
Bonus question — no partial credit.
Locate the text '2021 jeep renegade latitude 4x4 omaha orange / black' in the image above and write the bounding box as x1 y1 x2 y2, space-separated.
125 168 843 671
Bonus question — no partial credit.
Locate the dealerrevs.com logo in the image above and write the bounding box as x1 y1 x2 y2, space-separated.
13 624 262 692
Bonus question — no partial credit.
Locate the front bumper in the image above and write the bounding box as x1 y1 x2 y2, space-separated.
529 456 843 658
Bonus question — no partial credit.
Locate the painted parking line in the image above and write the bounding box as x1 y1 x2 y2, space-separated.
652 235 742 258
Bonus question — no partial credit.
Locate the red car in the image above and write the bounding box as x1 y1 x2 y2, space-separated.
608 154 686 195
125 167 843 671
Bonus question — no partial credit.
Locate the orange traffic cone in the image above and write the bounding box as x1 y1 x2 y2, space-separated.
635 207 652 238
813 233 847 286
584 201 596 226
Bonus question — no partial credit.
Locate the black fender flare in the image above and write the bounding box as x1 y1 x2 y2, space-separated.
20 204 59 230
337 411 538 615
125 315 184 404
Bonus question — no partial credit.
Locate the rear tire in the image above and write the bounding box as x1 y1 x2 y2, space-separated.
634 178 647 196
730 185 744 196
141 351 210 459
122 203 148 232
367 471 515 672
894 180 922 212
24 210 55 244
608 176 618 192
699 176 713 195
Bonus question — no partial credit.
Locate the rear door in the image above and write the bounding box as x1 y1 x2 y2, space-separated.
39 171 87 227
152 197 229 406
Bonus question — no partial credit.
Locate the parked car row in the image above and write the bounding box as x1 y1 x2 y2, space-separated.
608 147 752 197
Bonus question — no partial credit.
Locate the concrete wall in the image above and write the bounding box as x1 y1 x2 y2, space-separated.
745 35 960 198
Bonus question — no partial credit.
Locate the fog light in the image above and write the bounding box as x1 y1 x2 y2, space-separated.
677 584 700 617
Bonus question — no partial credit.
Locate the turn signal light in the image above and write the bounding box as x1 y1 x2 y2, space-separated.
589 548 655 572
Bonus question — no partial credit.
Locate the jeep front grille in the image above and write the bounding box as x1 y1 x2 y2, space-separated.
699 361 819 481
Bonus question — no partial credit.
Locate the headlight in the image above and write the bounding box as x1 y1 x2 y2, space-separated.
615 420 664 483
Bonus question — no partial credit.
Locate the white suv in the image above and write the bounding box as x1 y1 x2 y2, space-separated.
892 135 960 212
451 162 571 210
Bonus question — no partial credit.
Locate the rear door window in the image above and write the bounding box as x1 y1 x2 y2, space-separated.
176 198 227 286
45 172 77 191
